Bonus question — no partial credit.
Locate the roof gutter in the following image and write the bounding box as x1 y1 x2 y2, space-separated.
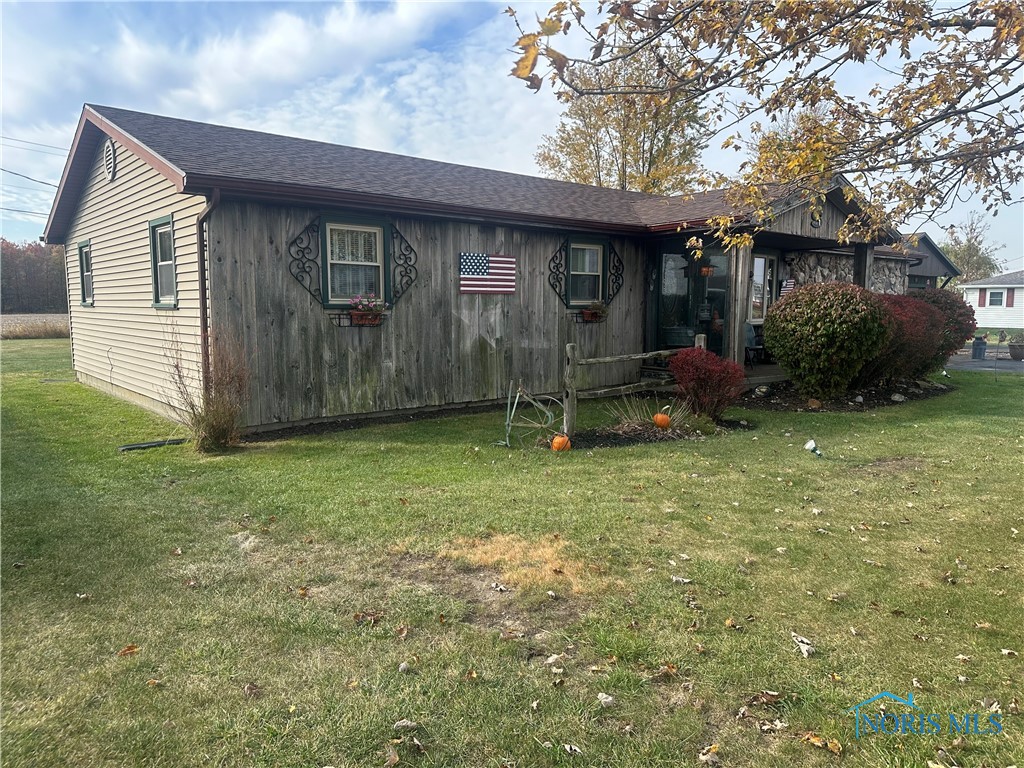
195 188 220 397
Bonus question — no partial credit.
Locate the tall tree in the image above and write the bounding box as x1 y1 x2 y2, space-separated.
534 50 704 195
939 213 1006 286
509 1 1024 246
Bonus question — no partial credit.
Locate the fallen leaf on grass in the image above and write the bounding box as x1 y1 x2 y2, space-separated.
394 719 418 731
243 682 261 698
171 547 182 556
395 625 409 640
800 731 842 754
827 592 846 603
759 718 787 733
747 690 784 706
697 743 719 764
791 632 816 657
76 592 92 601
954 654 972 663
383 742 399 767
530 699 540 711
146 679 162 687
973 621 993 629
183 578 199 589
1001 648 1018 657
672 575 693 584
296 586 310 599
490 582 509 593
563 743 582 755
354 611 383 626
117 644 140 657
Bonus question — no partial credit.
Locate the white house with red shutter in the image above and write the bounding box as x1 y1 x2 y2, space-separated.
960 270 1024 329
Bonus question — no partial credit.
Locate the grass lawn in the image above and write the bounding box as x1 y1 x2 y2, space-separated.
2 339 1021 767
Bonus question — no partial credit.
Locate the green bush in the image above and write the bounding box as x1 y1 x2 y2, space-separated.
763 282 889 399
914 288 977 371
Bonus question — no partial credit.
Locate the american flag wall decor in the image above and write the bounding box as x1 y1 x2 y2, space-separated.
459 252 516 294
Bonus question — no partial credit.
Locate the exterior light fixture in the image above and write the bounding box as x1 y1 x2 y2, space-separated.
804 439 823 458
700 265 715 277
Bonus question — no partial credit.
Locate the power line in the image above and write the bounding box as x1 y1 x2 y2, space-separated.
1 142 67 157
1 135 68 151
0 206 49 217
0 168 58 188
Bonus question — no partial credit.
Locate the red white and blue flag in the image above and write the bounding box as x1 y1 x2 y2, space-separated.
459 252 516 294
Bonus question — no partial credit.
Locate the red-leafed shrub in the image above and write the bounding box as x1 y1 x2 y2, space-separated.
668 347 747 421
856 294 946 385
915 288 977 370
763 282 890 399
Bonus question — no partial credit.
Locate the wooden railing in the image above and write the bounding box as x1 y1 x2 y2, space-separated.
562 342 680 437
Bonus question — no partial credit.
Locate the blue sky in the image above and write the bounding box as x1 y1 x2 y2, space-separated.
1 1 1020 270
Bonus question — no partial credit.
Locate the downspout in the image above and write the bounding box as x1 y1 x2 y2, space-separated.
196 188 220 397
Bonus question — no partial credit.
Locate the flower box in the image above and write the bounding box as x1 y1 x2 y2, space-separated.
349 310 385 327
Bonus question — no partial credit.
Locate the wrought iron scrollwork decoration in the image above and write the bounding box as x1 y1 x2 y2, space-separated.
287 217 322 302
606 242 624 304
390 225 418 302
548 239 570 307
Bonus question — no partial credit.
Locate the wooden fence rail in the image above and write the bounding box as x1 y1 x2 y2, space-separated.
562 342 686 437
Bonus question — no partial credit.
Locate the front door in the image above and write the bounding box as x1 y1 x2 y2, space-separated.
652 238 729 357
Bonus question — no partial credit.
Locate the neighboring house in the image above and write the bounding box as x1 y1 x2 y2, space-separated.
960 270 1024 328
44 105 912 430
902 233 961 290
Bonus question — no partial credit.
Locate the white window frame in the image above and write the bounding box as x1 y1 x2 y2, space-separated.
989 290 1004 307
325 223 384 305
150 217 176 307
78 241 93 305
568 242 603 305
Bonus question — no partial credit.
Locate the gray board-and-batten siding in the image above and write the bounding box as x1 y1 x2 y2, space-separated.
206 201 646 429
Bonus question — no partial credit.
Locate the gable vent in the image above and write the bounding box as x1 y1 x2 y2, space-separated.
103 138 116 182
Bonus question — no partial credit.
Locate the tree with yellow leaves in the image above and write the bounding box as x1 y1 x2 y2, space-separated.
508 1 1023 244
535 49 704 195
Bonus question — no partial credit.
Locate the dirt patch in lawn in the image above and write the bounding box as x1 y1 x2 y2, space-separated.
390 550 583 636
443 533 597 594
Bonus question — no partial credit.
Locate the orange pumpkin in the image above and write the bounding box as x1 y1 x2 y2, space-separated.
653 411 671 429
551 433 572 451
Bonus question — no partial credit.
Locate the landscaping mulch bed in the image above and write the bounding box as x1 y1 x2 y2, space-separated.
737 377 954 413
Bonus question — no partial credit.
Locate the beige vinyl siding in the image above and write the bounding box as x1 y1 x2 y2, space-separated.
64 138 206 416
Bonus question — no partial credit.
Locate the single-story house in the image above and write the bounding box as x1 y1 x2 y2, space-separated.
44 105 914 430
960 270 1024 328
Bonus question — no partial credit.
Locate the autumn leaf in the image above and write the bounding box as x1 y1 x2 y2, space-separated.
383 742 399 767
116 644 139 657
697 743 719 764
791 631 816 657
511 45 539 79
538 16 562 36
800 731 842 754
243 682 262 698
394 719 419 731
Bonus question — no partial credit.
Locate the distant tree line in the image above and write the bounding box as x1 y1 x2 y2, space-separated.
1 238 69 314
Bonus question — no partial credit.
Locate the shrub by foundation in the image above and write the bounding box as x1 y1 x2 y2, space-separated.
668 347 746 421
915 288 977 371
763 282 889 399
856 294 946 385
170 337 250 453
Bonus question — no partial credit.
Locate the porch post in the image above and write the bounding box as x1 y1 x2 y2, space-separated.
853 243 874 289
728 244 753 364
